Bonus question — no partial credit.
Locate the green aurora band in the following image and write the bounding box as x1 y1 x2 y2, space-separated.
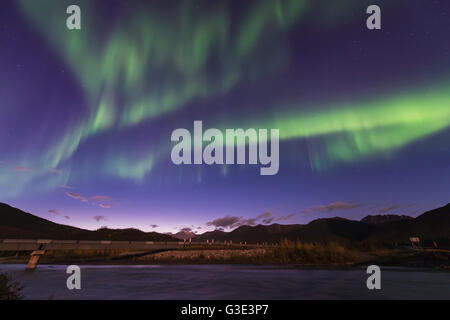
18 0 306 167
7 0 449 189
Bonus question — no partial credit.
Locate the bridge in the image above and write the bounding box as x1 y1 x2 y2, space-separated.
0 239 262 270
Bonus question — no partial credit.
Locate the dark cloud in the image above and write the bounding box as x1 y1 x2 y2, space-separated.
93 216 107 222
379 204 400 213
262 218 274 224
206 216 242 229
64 216 70 220
256 211 272 220
65 191 88 202
238 218 257 226
179 227 193 232
238 211 272 227
301 202 359 214
257 211 275 224
206 210 291 230
261 213 295 224
150 224 159 228
275 213 295 221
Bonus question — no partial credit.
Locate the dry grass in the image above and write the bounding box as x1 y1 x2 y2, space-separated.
267 239 359 264
137 240 359 265
1 241 360 265
137 249 267 264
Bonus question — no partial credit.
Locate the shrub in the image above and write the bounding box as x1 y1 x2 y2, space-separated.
0 273 23 300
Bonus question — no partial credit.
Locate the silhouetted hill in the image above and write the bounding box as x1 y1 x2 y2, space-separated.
194 219 376 244
361 214 413 225
73 227 178 242
285 218 376 243
194 224 303 243
193 229 227 242
0 203 84 239
368 203 450 246
0 203 177 242
416 203 450 223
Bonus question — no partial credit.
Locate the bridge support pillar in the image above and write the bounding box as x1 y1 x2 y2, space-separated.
26 250 46 270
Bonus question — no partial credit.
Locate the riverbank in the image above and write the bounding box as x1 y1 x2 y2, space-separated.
0 241 360 266
1 242 449 270
1 250 449 269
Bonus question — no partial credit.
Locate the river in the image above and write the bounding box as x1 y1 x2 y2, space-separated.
0 264 449 299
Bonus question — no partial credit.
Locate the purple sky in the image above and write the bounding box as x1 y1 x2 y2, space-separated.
1 0 449 234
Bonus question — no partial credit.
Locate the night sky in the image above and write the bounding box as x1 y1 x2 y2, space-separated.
1 0 449 234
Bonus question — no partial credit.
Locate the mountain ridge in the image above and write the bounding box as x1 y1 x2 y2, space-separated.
361 214 413 225
1 202 449 246
0 203 178 242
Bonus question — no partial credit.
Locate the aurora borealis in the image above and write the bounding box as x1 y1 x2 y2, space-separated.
1 0 449 232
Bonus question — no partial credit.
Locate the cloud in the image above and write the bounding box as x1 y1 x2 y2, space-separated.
379 204 401 213
49 168 61 174
206 216 242 229
238 211 273 227
65 191 88 202
179 227 193 232
262 217 274 224
253 211 275 225
256 211 272 219
207 210 296 230
92 195 112 202
14 166 31 172
197 226 202 230
92 195 113 208
261 212 295 224
60 184 72 189
301 202 360 214
64 191 112 208
49 209 70 220
275 213 295 221
239 218 258 226
150 224 159 228
93 216 107 222
206 212 270 229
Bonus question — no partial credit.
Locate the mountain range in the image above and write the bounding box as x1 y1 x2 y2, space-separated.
193 205 450 246
0 202 449 246
0 203 177 242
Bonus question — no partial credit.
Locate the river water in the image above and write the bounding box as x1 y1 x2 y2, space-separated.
0 264 448 300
